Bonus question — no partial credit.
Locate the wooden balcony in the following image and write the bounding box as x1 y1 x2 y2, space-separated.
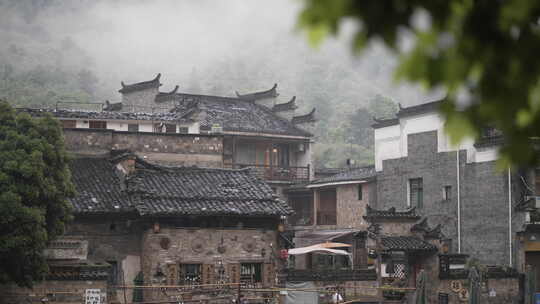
231 163 310 182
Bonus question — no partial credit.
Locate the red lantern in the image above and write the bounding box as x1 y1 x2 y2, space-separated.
280 249 289 259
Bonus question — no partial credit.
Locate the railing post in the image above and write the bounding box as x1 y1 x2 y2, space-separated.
307 164 310 181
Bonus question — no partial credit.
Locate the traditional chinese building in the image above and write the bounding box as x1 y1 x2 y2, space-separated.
21 73 317 197
2 152 292 304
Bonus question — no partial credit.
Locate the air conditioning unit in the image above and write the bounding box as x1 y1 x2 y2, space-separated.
297 143 305 152
525 196 540 208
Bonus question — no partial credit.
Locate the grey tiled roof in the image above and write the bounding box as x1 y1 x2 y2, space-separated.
169 93 312 136
119 73 161 94
311 165 376 185
20 108 193 122
363 205 420 220
235 83 279 101
381 236 437 252
69 156 292 217
396 99 444 118
128 167 293 216
371 117 399 129
69 158 134 213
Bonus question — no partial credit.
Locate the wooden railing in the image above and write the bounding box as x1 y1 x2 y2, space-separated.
317 211 337 225
284 268 377 281
231 163 310 182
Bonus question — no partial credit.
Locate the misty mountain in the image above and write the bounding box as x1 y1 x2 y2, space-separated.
0 0 434 168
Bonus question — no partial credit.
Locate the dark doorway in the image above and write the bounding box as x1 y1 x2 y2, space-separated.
525 251 540 291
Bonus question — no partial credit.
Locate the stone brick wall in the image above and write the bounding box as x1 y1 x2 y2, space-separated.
141 226 279 301
65 217 144 302
63 129 224 167
1 280 107 304
418 253 520 304
121 87 159 108
336 183 372 229
376 130 514 265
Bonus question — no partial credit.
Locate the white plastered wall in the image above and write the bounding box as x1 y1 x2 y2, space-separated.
374 112 499 171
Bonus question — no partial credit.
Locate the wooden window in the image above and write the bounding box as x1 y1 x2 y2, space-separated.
443 185 452 201
263 263 274 287
165 123 176 133
202 264 215 285
358 184 363 200
317 189 337 225
240 263 262 283
89 120 107 129
227 263 241 284
61 120 76 128
409 178 423 209
128 124 139 132
179 264 202 285
178 126 189 134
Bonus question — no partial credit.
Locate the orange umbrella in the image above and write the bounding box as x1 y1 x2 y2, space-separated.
313 242 351 248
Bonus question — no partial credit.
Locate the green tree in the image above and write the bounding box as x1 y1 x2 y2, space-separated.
299 0 540 167
0 101 74 287
368 94 397 119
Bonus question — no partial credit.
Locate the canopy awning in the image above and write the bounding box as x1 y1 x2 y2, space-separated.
288 244 350 256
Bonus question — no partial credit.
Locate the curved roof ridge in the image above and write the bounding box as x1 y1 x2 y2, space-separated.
119 73 162 94
235 83 279 101
272 96 298 112
292 108 316 124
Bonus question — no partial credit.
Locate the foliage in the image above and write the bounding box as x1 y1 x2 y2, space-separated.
299 0 540 167
0 101 74 287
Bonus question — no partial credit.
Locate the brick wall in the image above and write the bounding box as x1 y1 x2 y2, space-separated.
336 183 372 229
141 226 279 301
121 87 159 108
1 280 107 304
63 129 224 167
65 217 144 302
376 131 513 265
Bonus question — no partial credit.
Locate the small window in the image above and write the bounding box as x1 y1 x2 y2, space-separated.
165 124 176 133
89 120 107 129
128 124 139 132
180 264 202 285
358 184 363 200
240 263 262 283
443 185 452 201
409 178 423 209
61 120 76 128
178 127 189 134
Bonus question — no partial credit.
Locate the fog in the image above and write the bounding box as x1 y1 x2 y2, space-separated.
0 0 438 167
